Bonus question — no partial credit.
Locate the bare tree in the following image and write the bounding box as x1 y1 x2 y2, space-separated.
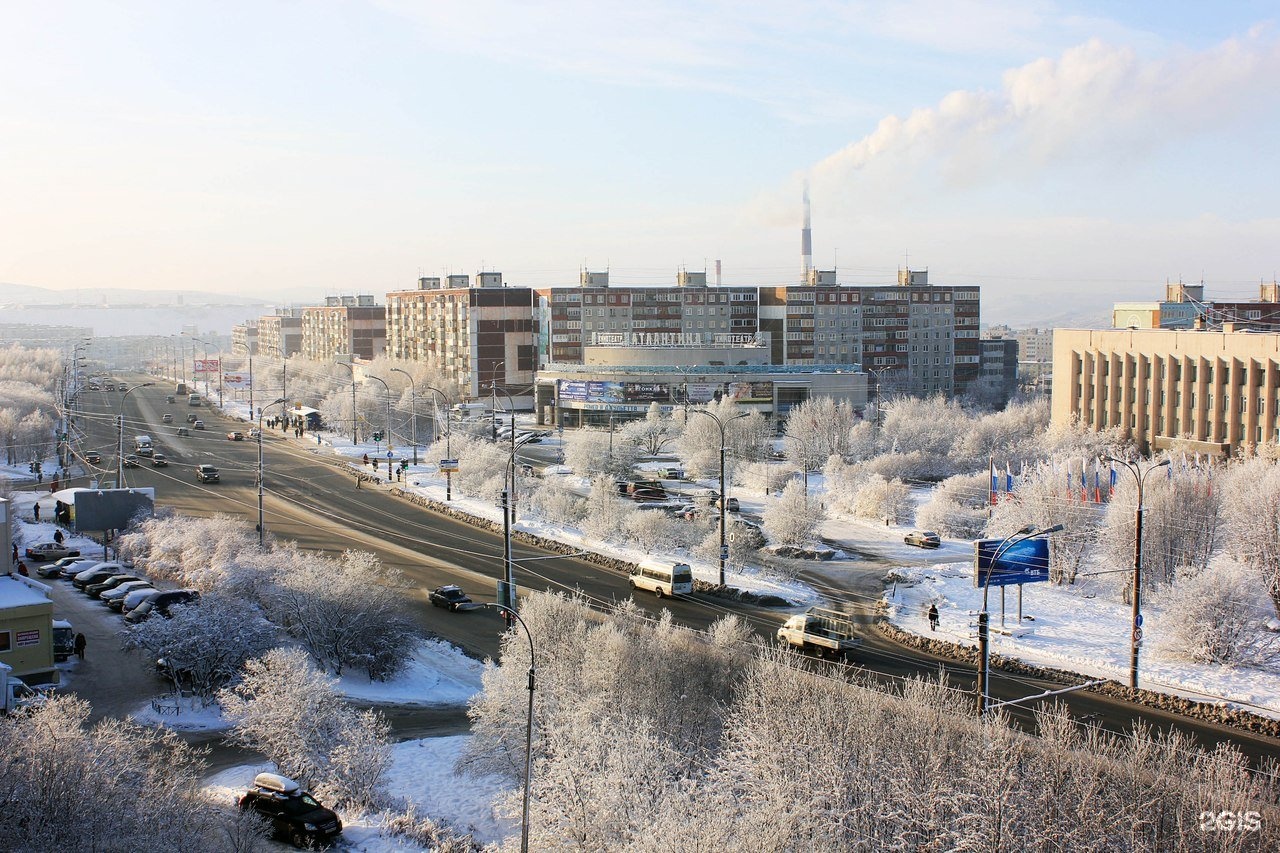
1222 456 1280 611
762 479 824 547
617 402 681 456
784 396 855 461
986 464 1099 585
1154 561 1280 666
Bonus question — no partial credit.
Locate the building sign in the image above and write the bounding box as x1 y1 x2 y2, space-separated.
712 333 759 345
557 380 626 404
223 372 251 389
728 381 773 403
623 382 669 403
16 629 40 648
194 358 221 374
680 382 722 404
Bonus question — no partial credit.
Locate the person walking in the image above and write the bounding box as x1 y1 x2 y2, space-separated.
11 543 18 563
53 529 64 545
32 503 40 522
74 632 86 660
928 603 940 632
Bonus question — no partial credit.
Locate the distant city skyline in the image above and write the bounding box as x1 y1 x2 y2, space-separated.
2 2 1277 324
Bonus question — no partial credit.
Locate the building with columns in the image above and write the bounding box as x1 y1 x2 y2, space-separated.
1051 326 1280 456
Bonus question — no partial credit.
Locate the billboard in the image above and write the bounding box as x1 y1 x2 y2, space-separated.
557 380 625 404
74 488 156 533
728 381 773 403
194 358 221 374
680 382 722 404
973 536 1051 588
223 372 251 389
623 382 669 403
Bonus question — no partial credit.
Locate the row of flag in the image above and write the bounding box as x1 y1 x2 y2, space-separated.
988 454 1216 505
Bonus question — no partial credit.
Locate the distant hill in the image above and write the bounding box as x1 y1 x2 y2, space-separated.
0 281 271 308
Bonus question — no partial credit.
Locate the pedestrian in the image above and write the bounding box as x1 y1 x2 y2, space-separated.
362 453 369 466
356 473 361 490
928 603 940 632
17 561 28 577
372 458 379 471
53 529 64 545
74 632 86 660
11 543 17 563
32 503 40 522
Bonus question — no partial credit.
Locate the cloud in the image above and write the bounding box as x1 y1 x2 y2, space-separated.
811 27 1280 187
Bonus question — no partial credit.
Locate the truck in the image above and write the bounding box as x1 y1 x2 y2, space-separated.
0 662 40 714
133 435 154 457
777 607 861 660
176 382 188 395
52 619 75 662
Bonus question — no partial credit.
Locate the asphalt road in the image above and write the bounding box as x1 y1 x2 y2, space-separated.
64 375 1280 764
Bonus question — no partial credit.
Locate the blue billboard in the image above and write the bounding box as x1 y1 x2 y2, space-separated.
973 536 1050 588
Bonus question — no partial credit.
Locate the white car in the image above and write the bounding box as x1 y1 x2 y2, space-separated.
100 581 153 609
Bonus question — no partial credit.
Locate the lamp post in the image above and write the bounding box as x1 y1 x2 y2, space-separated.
1104 456 1170 690
257 398 287 546
424 385 452 500
481 602 535 853
490 360 505 441
389 367 418 464
490 384 519 522
498 434 538 612
687 408 749 586
977 523 1063 715
335 361 358 444
116 382 155 485
192 338 210 398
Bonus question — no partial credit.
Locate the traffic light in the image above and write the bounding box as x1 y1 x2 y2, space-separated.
372 431 383 442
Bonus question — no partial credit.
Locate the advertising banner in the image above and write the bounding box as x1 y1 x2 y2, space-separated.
557 379 625 404
623 382 669 403
973 537 1051 588
223 372 251 389
728 380 773 403
680 382 722 404
194 358 221 374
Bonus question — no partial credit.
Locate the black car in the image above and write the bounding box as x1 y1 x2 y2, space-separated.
125 589 200 623
429 585 475 612
85 574 144 598
238 773 342 849
73 568 123 590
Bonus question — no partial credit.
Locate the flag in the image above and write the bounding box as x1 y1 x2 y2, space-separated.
991 461 999 506
1093 467 1101 503
1005 463 1013 494
1080 460 1088 502
1109 463 1117 498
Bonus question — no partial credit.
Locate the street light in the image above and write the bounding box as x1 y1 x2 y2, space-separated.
116 382 155 485
977 523 1063 715
481 602 535 853
1104 456 1171 690
490 360 505 441
686 408 749 586
335 360 358 444
389 367 418 464
490 383 519 523
367 375 393 458
257 398 288 546
423 385 452 500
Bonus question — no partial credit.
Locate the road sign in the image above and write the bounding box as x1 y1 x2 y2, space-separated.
1132 626 1143 644
440 458 459 473
1135 614 1143 628
720 545 729 560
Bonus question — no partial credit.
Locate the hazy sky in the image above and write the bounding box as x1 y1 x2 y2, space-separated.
2 2 1278 321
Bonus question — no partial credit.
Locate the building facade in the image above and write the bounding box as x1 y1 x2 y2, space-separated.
256 309 303 358
385 274 535 399
230 322 258 356
976 338 1019 406
1051 326 1280 456
1112 280 1280 331
300 296 386 362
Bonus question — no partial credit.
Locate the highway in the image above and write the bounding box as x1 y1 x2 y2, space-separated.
65 376 1280 764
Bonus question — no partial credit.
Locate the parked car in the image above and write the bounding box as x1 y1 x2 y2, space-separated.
715 496 740 513
121 586 163 614
85 574 145 598
66 560 120 581
122 454 141 468
124 589 200 623
195 464 219 483
193 420 205 430
25 543 81 562
904 530 942 549
84 450 101 464
102 581 154 610
226 431 244 441
429 585 476 612
238 773 343 849
73 566 125 589
161 413 173 423
38 556 90 579
151 453 168 467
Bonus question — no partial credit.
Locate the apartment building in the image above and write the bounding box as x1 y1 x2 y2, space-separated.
385 274 535 399
230 322 258 356
256 308 303 358
299 295 386 362
987 325 1054 382
1051 326 1280 456
1113 280 1280 331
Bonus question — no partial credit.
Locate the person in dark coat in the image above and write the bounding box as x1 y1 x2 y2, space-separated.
928 603 940 631
32 503 40 522
17 561 28 576
53 529 64 545
11 543 18 563
74 633 86 659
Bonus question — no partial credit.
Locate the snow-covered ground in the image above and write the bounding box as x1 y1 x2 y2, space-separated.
204 736 514 849
885 560 1280 719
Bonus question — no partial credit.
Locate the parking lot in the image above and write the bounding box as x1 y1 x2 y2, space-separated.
41 563 166 723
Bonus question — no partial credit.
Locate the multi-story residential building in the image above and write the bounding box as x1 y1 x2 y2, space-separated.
256 308 303 358
759 268 980 397
987 325 1054 383
1051 326 1280 456
230 322 258 355
976 338 1019 405
385 274 535 399
299 295 386 362
1112 280 1280 331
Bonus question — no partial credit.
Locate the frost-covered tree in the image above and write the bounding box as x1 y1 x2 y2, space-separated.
525 478 587 528
1154 562 1280 666
784 396 855 462
762 479 824 547
616 402 681 456
444 434 509 502
676 399 766 478
915 472 990 538
1222 456 1280 611
268 550 418 679
220 648 392 811
580 476 634 543
986 464 1100 585
563 428 640 478
877 395 968 474
126 594 278 703
0 695 234 851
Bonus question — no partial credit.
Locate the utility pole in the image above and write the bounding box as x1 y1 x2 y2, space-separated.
687 408 748 586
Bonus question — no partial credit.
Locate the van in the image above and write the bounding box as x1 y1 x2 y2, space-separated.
52 620 75 661
628 560 694 598
452 402 489 419
188 393 201 406
134 435 154 457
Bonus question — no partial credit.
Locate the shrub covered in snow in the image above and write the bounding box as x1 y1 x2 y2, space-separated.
1154 562 1280 666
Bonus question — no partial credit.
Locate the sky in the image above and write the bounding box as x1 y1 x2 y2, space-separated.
1 1 1278 323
